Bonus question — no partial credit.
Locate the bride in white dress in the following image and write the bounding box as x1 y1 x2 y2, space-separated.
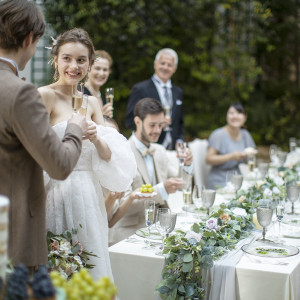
38 28 136 280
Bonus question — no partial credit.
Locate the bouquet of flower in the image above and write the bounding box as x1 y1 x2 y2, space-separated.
46 229 96 279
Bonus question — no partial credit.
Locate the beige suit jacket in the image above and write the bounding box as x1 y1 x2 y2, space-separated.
110 136 179 243
0 61 82 266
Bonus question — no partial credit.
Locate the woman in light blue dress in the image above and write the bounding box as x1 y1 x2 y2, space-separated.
206 103 255 189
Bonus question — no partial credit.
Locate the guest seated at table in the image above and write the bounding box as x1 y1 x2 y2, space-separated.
84 50 113 118
109 98 193 244
205 102 255 189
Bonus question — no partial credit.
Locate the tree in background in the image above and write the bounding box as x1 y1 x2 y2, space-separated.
42 0 299 146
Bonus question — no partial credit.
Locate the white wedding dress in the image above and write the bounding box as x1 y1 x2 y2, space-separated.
44 121 136 280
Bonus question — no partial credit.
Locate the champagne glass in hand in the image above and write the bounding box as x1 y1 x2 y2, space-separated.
176 141 186 179
164 105 171 132
105 87 114 105
72 83 83 113
144 199 155 249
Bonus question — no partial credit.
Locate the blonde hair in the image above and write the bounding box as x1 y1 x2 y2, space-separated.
94 50 113 69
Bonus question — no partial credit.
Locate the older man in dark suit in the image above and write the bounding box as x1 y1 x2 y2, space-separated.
0 0 87 269
125 48 184 150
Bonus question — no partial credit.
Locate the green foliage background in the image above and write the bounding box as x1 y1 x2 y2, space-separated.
41 0 300 146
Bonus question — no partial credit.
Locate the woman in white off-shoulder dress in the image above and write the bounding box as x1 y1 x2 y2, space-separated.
38 28 136 280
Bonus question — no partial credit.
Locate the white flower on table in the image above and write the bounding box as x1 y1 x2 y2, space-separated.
206 218 220 230
263 188 272 197
185 231 202 243
232 207 247 217
60 241 72 254
238 195 246 203
272 187 280 195
274 176 284 186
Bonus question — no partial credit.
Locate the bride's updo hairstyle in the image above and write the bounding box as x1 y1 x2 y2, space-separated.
51 28 95 64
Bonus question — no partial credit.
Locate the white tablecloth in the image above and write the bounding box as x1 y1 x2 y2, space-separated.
109 192 300 300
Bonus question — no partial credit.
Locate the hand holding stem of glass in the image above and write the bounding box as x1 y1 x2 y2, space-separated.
105 87 114 105
72 83 83 113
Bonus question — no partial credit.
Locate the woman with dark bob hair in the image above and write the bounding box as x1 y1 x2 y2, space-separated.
205 102 255 189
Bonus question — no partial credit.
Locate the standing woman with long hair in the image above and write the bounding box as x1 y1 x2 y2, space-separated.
38 28 136 280
84 50 114 118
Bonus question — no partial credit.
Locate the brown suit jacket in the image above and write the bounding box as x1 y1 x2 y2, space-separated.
0 61 82 266
110 136 179 243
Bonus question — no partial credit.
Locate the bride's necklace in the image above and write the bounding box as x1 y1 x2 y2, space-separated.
85 82 101 99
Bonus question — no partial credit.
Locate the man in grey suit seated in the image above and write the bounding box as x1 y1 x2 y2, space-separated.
110 98 192 244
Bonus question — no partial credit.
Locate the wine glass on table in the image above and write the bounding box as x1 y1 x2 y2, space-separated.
286 185 300 215
258 162 269 179
256 201 273 242
192 185 203 219
289 137 297 153
201 189 216 217
72 83 83 113
155 208 176 256
275 198 285 243
143 199 155 249
105 87 114 105
231 174 243 194
247 153 256 173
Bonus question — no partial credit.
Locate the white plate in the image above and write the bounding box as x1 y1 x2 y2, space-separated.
135 227 161 240
136 192 157 198
242 240 299 258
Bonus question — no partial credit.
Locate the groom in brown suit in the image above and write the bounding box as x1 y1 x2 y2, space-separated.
0 0 87 268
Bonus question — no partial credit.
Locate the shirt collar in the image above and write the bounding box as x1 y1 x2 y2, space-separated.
152 74 172 89
132 133 153 156
0 57 19 76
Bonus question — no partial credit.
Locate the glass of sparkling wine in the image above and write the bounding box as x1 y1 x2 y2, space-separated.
72 83 83 113
164 105 171 131
105 87 114 105
176 141 186 179
144 199 155 249
79 94 88 116
247 153 256 172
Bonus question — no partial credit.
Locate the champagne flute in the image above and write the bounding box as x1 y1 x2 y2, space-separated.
258 162 269 179
72 83 83 113
79 94 88 116
176 141 186 179
105 87 114 105
192 185 203 218
289 137 297 152
144 199 155 249
163 105 171 132
275 199 285 243
247 153 256 173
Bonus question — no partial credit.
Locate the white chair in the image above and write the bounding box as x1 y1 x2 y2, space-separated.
188 138 211 189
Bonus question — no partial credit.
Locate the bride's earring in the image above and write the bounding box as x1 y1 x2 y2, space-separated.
53 63 59 81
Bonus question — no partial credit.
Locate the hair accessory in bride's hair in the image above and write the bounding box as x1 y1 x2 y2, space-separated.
45 36 57 65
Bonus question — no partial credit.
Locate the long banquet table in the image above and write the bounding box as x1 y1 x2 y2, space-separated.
109 191 300 300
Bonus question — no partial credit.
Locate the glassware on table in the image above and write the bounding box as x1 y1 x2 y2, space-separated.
72 83 83 113
277 151 287 167
256 202 273 242
192 185 203 218
182 174 193 222
258 162 269 179
269 144 279 165
231 174 243 193
289 137 297 152
201 189 216 216
143 199 155 249
163 105 171 132
275 199 285 243
105 87 114 105
155 208 174 255
286 185 300 215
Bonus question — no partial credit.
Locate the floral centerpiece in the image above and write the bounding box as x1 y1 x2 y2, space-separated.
47 229 96 279
157 201 254 299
